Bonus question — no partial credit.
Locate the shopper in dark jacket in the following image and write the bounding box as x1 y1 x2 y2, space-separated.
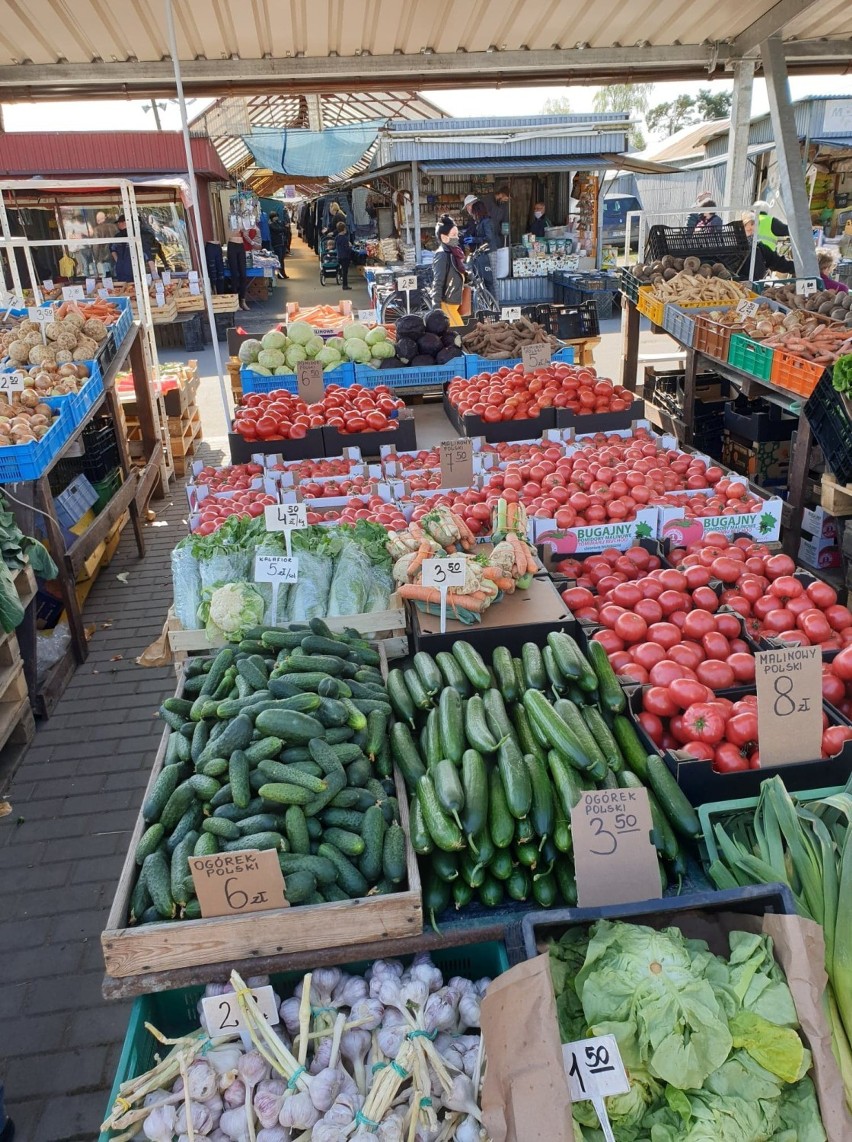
692 202 723 231
432 215 467 327
269 212 289 279
335 221 352 290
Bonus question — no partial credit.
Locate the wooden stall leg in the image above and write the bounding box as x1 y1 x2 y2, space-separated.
128 329 164 501
681 349 698 447
783 413 812 559
105 387 145 560
36 477 87 664
620 297 640 391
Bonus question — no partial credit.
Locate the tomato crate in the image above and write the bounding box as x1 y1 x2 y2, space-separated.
636 288 665 327
727 333 775 381
698 785 845 868
99 940 509 1141
770 349 826 398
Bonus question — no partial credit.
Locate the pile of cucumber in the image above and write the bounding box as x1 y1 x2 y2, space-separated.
388 634 700 926
131 619 406 924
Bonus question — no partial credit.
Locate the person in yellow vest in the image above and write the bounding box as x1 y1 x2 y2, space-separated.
741 210 795 279
744 202 789 250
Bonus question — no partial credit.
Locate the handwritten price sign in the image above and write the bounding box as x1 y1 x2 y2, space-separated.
501 306 522 321
755 645 822 765
571 787 659 907
396 275 417 292
422 557 466 634
188 849 287 918
521 343 552 373
796 278 819 297
254 554 299 583
0 373 26 395
265 503 307 531
296 359 324 403
736 299 760 319
439 438 473 487
563 1035 630 1142
202 985 280 1039
62 285 85 301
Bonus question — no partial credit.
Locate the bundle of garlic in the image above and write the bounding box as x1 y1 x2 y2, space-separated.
100 955 492 1141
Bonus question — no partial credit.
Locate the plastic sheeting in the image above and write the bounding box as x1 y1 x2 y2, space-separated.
243 122 383 178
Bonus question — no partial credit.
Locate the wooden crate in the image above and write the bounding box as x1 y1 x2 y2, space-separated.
211 293 239 312
149 299 179 325
227 357 242 402
821 474 852 517
174 293 205 313
101 672 421 979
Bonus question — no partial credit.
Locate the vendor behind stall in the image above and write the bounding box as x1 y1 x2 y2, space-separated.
529 201 552 238
462 196 495 249
485 185 511 248
742 212 795 279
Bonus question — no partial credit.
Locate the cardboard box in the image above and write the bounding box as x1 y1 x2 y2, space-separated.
802 504 839 541
722 431 790 484
799 537 842 570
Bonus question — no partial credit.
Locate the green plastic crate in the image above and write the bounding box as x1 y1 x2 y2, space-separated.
100 940 509 1140
699 784 844 867
727 333 775 382
92 468 122 514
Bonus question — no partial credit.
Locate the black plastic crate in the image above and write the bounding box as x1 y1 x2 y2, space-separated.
554 300 599 340
646 221 751 278
725 396 798 443
81 417 121 481
805 370 852 485
575 289 616 321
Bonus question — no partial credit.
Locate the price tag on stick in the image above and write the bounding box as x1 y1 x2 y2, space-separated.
188 849 288 918
522 343 552 373
202 985 280 1050
296 358 324 404
796 278 818 297
422 557 466 634
85 276 96 295
264 502 307 556
563 1035 630 1142
736 299 760 319
571 787 659 907
358 308 378 324
755 645 823 765
397 275 417 292
62 285 85 301
0 373 26 395
501 306 522 321
439 438 474 487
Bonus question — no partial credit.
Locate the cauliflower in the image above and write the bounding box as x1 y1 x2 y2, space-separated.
200 583 266 643
238 338 262 363
261 329 287 352
257 348 285 369
287 321 314 346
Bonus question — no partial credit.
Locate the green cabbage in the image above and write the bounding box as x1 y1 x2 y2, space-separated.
258 348 285 369
273 365 293 375
261 329 287 352
343 338 371 363
325 336 346 354
237 338 262 363
248 365 272 376
285 344 308 368
287 321 314 346
365 326 388 346
343 322 369 341
316 346 343 367
305 335 325 358
371 339 396 359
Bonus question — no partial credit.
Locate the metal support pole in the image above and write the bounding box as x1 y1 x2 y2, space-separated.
411 161 422 263
723 61 755 210
760 35 820 278
163 0 231 428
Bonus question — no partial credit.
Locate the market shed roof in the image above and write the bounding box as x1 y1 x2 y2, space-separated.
0 132 228 179
0 1 851 99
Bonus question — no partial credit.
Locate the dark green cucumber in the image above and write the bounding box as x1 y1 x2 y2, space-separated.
523 752 554 841
430 847 459 882
548 750 585 820
554 859 577 905
612 715 651 781
478 874 504 908
236 656 268 690
302 768 347 818
435 651 471 698
422 708 442 769
542 645 566 694
618 769 679 861
489 848 514 881
413 651 443 697
545 630 581 681
382 823 406 883
319 808 364 831
259 782 315 806
308 738 346 777
187 773 221 801
432 757 464 827
170 831 197 907
532 868 557 907
258 761 327 794
359 804 386 882
244 736 285 765
224 832 286 853
403 668 432 712
386 669 416 727
135 823 164 864
506 866 531 902
438 686 464 764
553 699 608 780
521 642 547 691
190 720 210 765
581 706 624 773
278 853 337 886
453 878 475 909
461 749 488 839
160 782 195 832
587 639 627 713
523 690 594 774
284 806 310 855
424 871 451 933
366 708 388 761
142 850 175 919
488 768 515 849
143 764 188 824
281 869 317 904
323 828 365 858
452 641 491 691
345 757 372 788
409 794 434 856
464 695 499 754
389 723 426 792
202 816 241 840
197 714 254 766
553 803 572 854
491 646 518 704
482 688 513 741
417 774 464 852
317 843 369 897
645 754 701 839
496 735 532 821
254 709 325 743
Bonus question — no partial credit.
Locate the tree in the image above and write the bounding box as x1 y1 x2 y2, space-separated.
645 86 733 140
593 84 652 151
696 87 732 121
541 95 571 114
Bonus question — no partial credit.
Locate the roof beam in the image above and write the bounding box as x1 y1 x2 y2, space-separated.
732 0 822 54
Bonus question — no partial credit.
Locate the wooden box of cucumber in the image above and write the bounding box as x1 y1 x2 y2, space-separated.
101 632 422 981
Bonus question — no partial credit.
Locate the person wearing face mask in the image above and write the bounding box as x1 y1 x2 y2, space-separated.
529 202 551 238
432 214 468 327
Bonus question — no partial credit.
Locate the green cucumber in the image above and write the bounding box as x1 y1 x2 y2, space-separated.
453 878 474 909
366 708 388 762
359 804 386 882
430 847 459 882
284 806 310 855
323 828 365 858
409 795 434 856
422 708 442 768
542 645 566 694
587 639 627 713
461 749 488 839
479 874 504 908
523 690 594 774
463 695 499 754
135 823 164 864
236 656 268 690
433 758 464 827
193 831 218 857
320 808 365 831
281 869 317 904
143 764 189 824
488 768 515 849
582 706 624 773
387 669 416 727
435 651 471 697
142 850 175 919
618 769 679 861
645 754 701 839
506 866 531 901
532 868 557 907
317 843 369 897
404 668 432 712
160 782 195 832
555 859 577 905
187 773 221 801
523 752 554 841
244 736 285 764
202 816 241 840
489 848 515 881
197 714 253 766
417 774 464 852
346 757 372 788
278 853 337 886
170 832 197 907
452 642 491 691
521 642 547 691
389 723 426 792
308 738 345 777
496 734 532 821
224 832 286 853
548 750 585 822
438 686 464 764
254 709 325 742
553 699 608 780
491 646 518 704
382 822 406 883
424 871 451 932
612 715 652 780
482 688 513 741
190 720 210 765
302 767 347 817
259 782 315 806
413 651 443 697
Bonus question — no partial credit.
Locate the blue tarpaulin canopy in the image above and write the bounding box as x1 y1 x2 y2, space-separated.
242 122 383 178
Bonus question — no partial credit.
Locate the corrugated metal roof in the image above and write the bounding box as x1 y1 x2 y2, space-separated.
0 132 228 179
416 154 680 175
0 1 850 97
704 95 852 158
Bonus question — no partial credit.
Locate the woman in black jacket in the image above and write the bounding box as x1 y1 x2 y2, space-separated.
432 215 467 326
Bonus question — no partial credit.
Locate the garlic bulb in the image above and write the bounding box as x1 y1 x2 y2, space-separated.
223 1079 246 1109
143 1104 176 1140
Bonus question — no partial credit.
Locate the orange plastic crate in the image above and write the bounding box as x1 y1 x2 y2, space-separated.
770 350 826 398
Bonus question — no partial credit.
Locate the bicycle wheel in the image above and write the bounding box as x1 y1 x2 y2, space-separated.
380 290 431 325
474 283 500 318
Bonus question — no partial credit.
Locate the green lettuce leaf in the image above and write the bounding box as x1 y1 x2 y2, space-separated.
730 1010 810 1083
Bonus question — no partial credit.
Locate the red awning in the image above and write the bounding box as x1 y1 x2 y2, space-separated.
0 132 228 180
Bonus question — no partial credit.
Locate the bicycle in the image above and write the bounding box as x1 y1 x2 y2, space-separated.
378 247 501 324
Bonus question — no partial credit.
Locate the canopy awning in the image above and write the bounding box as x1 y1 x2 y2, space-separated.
414 154 682 176
242 122 382 178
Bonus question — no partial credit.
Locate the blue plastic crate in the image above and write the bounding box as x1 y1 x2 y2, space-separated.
354 359 463 390
465 344 575 377
43 360 105 428
108 295 132 350
240 362 354 395
0 400 74 483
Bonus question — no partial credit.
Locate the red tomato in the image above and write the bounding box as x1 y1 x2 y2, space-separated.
614 612 648 645
710 557 742 584
668 642 704 670
682 702 726 745
822 725 852 757
714 612 742 641
833 645 852 682
764 553 796 580
806 579 838 610
701 631 730 661
643 686 679 718
683 565 712 590
725 710 758 749
714 741 749 773
630 641 668 671
649 660 694 687
695 659 736 690
826 605 852 632
682 610 716 641
681 740 716 762
691 586 719 613
647 622 681 651
637 711 664 746
634 598 664 625
591 629 625 655
728 653 756 683
668 677 714 709
800 610 832 644
562 586 595 612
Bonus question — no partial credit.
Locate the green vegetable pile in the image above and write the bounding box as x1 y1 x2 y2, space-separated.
132 618 405 924
0 494 56 632
831 354 852 393
390 635 701 925
550 919 826 1141
708 774 852 1110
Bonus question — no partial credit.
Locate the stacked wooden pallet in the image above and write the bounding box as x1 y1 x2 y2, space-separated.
167 406 203 476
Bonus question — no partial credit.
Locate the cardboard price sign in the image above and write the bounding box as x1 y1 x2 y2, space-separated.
265 502 308 531
571 787 659 907
85 277 96 295
61 285 85 301
796 278 819 297
42 278 55 291
522 343 552 373
188 849 288 918
736 299 761 318
254 553 299 583
189 280 201 296
296 359 324 403
563 1034 630 1142
0 373 26 395
755 645 823 765
27 306 53 324
439 438 474 487
201 985 280 1038
397 275 417 292
358 308 378 324
101 276 114 292
422 556 466 634
501 306 522 321
161 271 172 286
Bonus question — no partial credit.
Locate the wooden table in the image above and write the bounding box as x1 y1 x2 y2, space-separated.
10 322 164 716
619 293 811 561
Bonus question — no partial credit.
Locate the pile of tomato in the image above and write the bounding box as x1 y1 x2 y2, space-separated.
233 385 405 441
191 462 264 492
406 489 492 536
271 457 365 479
384 449 441 473
636 687 852 773
448 364 634 423
305 495 406 530
670 535 852 650
300 475 376 500
191 489 278 536
480 441 562 466
823 647 852 720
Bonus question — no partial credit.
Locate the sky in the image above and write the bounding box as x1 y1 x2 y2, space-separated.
1 74 849 142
